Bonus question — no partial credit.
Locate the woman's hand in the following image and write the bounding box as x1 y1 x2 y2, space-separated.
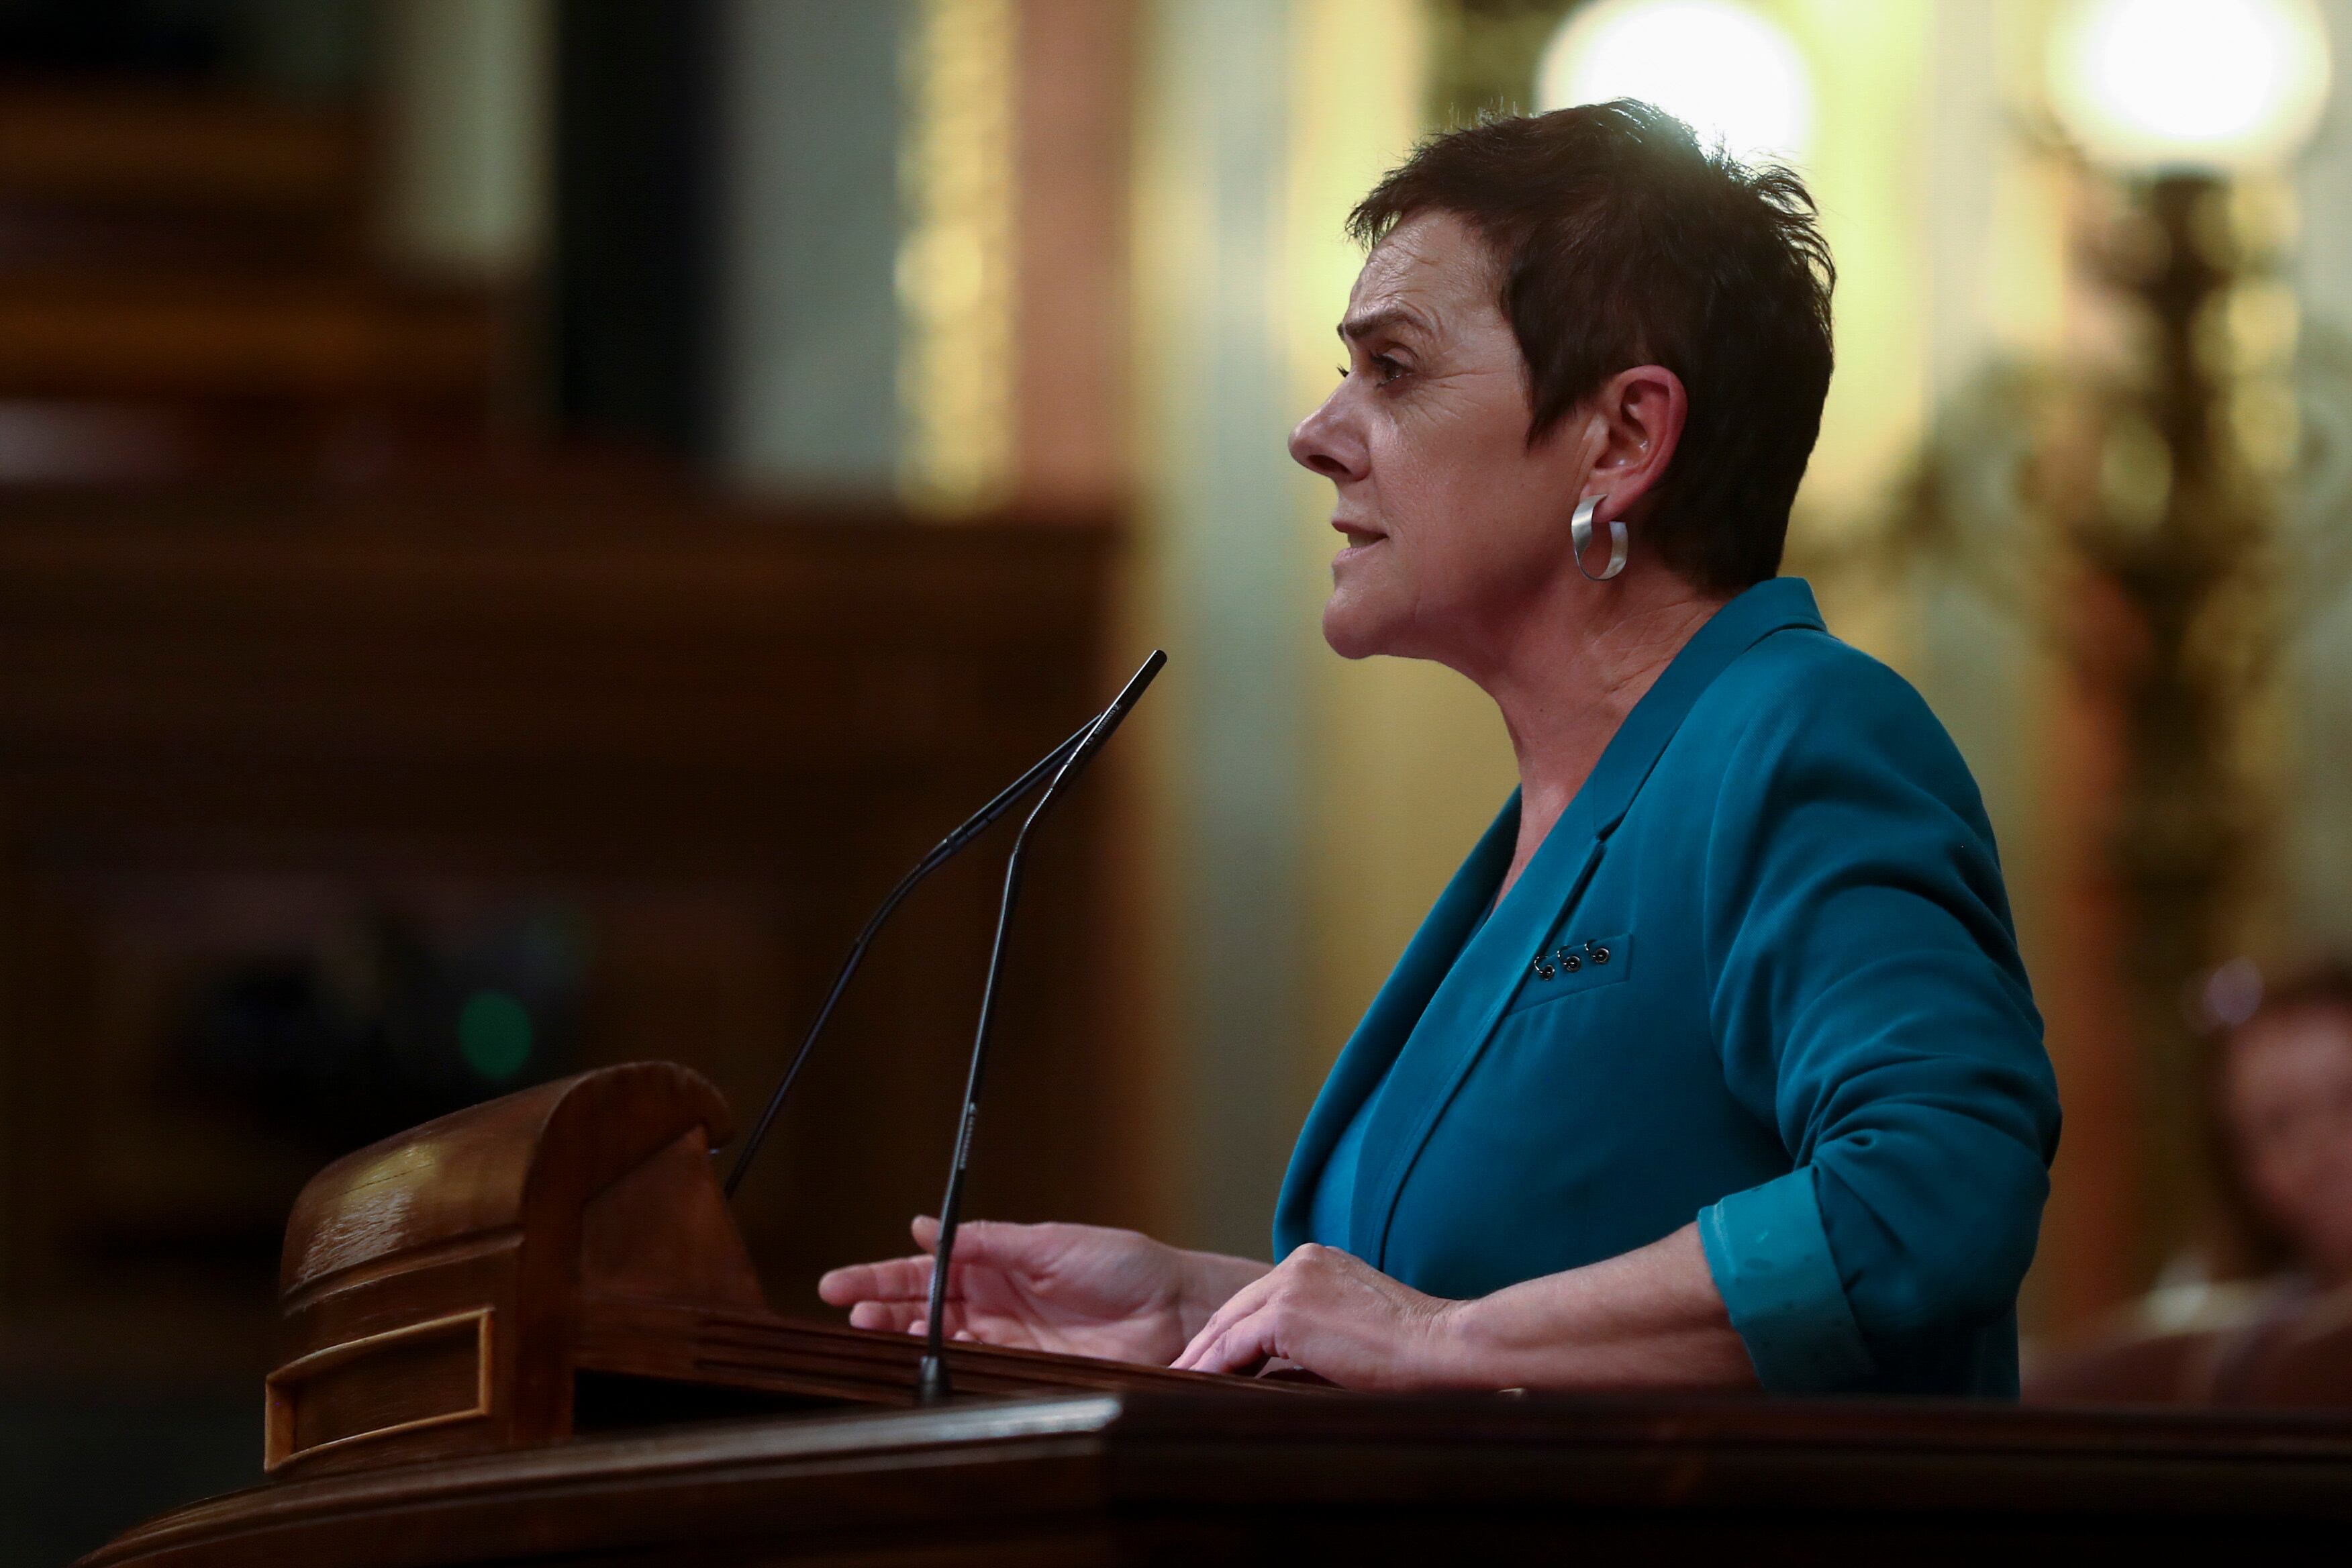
1172 1226 1756 1392
1171 1244 1465 1388
818 1216 1269 1367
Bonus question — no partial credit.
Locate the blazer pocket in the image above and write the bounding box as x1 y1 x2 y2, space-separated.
1503 931 1634 1018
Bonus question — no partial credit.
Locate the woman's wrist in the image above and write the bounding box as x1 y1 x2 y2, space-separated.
1416 1226 1757 1392
1424 1293 1504 1387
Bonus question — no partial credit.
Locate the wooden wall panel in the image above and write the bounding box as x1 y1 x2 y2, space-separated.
0 494 1130 1378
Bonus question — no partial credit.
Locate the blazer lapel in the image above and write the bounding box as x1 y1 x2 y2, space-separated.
1353 577 1829 1269
1351 816 1604 1263
1269 798 1518 1255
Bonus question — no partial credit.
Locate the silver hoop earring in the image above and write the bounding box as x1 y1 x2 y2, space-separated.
1571 495 1626 582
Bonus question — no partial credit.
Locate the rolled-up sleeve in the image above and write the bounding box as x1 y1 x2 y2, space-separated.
1694 649 2060 1393
1698 1168 1875 1389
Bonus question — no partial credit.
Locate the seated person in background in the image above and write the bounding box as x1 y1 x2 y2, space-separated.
2029 961 2352 1405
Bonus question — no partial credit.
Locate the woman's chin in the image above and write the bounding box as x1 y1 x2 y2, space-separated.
1321 593 1399 660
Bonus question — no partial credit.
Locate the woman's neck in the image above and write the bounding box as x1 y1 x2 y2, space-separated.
1479 574 1728 903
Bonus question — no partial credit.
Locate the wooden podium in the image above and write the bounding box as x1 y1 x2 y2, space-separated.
245 1063 1284 1480
80 1064 2352 1564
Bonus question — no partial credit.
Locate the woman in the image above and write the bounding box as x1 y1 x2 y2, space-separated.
823 103 2060 1396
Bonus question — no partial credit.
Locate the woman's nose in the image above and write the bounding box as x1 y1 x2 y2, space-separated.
1289 393 1366 483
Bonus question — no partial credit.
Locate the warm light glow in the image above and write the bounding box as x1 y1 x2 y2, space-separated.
897 0 1017 514
2048 0 2331 173
1537 0 1814 164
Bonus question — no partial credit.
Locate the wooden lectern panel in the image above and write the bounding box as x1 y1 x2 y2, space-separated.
264 1063 1281 1479
85 1390 2352 1566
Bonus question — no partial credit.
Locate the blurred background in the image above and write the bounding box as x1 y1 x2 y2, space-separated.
7 0 2352 1558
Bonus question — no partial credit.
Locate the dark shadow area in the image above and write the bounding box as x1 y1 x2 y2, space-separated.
0 1383 259 1566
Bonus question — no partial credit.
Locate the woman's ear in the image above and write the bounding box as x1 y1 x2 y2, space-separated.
1584 364 1687 528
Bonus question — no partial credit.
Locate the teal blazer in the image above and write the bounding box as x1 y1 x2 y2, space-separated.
1273 578 2059 1395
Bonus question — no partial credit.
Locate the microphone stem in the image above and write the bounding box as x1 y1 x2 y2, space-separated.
918 649 1163 1404
916 822 1032 1404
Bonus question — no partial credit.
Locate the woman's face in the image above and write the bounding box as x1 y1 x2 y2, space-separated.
1289 211 1601 669
2226 1004 2352 1279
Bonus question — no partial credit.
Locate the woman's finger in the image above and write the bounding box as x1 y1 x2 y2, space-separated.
910 1215 1056 1276
847 1300 926 1334
1174 1296 1246 1369
903 1303 974 1338
819 1247 1007 1308
1182 1306 1277 1377
1174 1270 1280 1370
817 1254 935 1306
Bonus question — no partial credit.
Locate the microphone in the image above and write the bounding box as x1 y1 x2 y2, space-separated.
916 648 1166 1404
722 714 1099 1200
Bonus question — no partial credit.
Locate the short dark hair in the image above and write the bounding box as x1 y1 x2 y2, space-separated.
1348 101 1834 592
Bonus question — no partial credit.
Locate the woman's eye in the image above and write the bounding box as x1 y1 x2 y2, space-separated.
1338 356 1408 386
